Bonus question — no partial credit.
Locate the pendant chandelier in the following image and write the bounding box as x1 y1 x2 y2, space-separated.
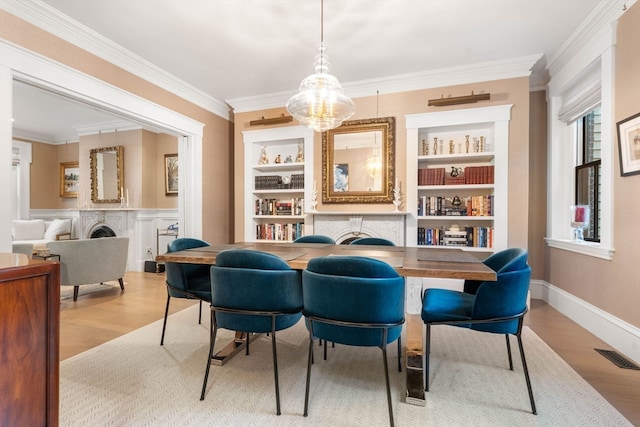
286 0 355 133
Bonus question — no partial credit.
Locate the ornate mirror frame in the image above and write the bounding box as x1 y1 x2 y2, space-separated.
90 145 124 203
322 116 395 204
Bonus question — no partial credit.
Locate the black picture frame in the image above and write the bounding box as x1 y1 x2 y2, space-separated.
616 112 640 177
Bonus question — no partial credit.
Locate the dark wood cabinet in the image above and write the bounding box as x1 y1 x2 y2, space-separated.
0 254 60 427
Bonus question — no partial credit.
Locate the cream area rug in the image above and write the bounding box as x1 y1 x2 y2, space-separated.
60 304 632 427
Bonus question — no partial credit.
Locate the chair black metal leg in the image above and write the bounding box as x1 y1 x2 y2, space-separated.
160 293 171 345
200 310 218 400
516 332 537 414
198 300 202 324
323 338 328 360
118 277 125 291
246 332 250 355
425 324 431 392
397 336 402 372
381 329 394 427
304 325 315 417
73 285 79 301
270 316 281 415
505 334 514 370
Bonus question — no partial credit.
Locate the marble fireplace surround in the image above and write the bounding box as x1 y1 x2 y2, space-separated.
30 208 178 272
308 212 407 246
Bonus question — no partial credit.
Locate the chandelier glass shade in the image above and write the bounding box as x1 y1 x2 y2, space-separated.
286 4 355 133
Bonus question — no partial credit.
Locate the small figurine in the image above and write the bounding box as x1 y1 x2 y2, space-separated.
274 154 282 164
449 139 454 154
259 147 269 164
295 144 304 163
450 166 461 177
284 155 293 163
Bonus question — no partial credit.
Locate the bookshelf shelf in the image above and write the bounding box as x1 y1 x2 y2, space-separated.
252 162 305 173
406 105 512 254
242 126 314 243
418 215 494 220
417 184 494 191
254 215 305 219
253 189 304 195
417 152 495 164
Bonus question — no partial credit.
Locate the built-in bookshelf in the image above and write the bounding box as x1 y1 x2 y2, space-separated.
406 105 512 253
242 126 314 242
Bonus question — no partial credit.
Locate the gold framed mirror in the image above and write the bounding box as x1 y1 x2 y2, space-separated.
322 116 395 204
90 146 124 203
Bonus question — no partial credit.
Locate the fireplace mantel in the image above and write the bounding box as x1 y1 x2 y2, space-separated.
308 211 408 245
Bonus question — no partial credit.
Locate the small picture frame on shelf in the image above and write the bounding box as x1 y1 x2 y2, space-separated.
164 153 178 195
616 112 640 176
60 161 79 198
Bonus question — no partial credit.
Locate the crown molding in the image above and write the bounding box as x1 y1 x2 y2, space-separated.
1 0 232 121
548 0 635 77
4 1 545 116
228 54 542 113
73 121 148 136
12 127 78 144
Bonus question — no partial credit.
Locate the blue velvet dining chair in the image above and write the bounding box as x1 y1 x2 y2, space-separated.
421 265 537 414
463 247 528 294
349 237 396 246
200 249 303 416
293 235 336 244
161 238 211 345
302 256 405 427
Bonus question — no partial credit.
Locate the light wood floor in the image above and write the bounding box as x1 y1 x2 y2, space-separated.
60 271 640 424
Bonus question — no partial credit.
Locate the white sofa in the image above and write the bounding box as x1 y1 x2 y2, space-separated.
46 237 129 301
12 219 73 250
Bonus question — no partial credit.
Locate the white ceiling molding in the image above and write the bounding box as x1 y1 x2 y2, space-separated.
1 0 233 121
228 54 542 113
12 127 77 144
74 121 147 137
4 1 630 118
548 0 635 76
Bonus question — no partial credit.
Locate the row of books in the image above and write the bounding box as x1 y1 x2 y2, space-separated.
417 195 494 217
417 226 494 248
256 222 304 241
255 198 304 216
418 168 446 185
418 165 494 186
463 166 494 184
254 173 305 190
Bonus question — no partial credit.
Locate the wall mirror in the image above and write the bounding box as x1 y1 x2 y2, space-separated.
90 146 124 203
322 116 395 204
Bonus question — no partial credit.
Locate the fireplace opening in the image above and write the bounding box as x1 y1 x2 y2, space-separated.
90 225 116 238
340 236 362 245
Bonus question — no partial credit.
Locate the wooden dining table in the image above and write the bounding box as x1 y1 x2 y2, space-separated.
156 241 496 406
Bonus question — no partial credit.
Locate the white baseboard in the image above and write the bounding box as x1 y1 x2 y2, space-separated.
530 279 640 366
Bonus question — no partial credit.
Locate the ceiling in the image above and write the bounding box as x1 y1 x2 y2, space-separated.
10 0 605 143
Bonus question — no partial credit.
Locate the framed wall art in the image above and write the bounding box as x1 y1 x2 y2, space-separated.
164 153 178 195
60 161 79 198
617 112 640 177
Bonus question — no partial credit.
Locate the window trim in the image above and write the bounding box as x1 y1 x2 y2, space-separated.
546 37 615 260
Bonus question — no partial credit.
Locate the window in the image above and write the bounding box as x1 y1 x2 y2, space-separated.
575 107 601 242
